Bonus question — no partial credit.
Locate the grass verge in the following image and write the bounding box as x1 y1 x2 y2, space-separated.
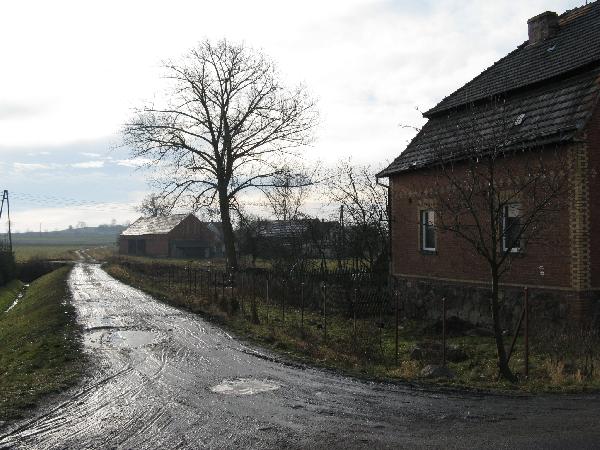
0 267 85 422
104 262 600 393
0 280 24 313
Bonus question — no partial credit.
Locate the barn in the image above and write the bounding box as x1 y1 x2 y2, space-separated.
119 214 224 258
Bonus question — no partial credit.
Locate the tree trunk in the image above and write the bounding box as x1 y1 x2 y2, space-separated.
490 266 516 382
218 187 238 271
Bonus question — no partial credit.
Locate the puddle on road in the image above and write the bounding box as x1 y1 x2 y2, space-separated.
85 329 161 349
210 378 280 396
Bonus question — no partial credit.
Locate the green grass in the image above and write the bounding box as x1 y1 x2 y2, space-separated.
105 262 600 393
0 267 85 421
0 280 24 312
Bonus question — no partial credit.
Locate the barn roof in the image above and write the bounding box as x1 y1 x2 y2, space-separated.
379 2 600 177
121 214 191 236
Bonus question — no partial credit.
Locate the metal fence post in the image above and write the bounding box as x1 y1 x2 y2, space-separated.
524 287 529 380
266 275 270 323
353 287 358 340
252 274 258 324
395 286 399 366
323 282 327 342
300 281 305 332
213 271 217 300
282 280 286 323
237 272 241 318
442 296 447 367
222 272 226 299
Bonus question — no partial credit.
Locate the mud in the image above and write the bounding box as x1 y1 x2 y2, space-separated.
1 263 599 449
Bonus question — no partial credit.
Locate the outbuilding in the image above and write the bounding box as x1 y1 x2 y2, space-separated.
119 214 224 258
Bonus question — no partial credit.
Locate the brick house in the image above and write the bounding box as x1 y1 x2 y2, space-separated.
119 214 224 258
378 3 600 323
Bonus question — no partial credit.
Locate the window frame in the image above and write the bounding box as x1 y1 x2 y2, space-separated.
501 203 522 253
420 209 437 252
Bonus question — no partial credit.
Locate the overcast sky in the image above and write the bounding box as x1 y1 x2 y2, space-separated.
0 0 583 231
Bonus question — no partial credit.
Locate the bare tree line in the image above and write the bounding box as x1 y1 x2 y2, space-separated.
125 38 388 272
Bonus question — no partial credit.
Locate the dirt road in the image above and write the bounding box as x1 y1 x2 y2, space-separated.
1 263 599 449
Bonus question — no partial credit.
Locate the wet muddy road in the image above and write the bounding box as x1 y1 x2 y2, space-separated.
1 263 600 449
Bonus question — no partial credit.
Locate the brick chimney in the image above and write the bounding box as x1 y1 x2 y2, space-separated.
527 11 560 45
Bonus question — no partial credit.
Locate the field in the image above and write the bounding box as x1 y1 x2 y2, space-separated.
13 245 82 262
10 225 121 262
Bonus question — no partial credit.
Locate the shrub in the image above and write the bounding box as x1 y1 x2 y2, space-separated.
0 251 16 286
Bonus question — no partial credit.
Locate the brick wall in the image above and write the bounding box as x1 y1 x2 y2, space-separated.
586 100 600 289
389 148 572 289
169 215 219 242
119 235 169 257
145 236 169 257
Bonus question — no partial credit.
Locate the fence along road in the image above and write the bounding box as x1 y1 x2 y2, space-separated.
1 263 600 449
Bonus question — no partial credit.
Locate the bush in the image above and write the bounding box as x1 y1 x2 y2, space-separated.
17 259 64 283
0 250 16 286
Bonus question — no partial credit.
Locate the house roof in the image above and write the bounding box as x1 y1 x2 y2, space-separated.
257 220 309 238
379 2 600 177
121 214 191 236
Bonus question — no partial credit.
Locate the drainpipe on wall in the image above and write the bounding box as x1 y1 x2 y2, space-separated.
376 177 392 282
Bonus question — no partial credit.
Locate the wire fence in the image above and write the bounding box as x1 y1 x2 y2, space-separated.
116 258 403 363
113 257 600 381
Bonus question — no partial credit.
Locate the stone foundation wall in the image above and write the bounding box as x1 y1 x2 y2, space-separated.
398 277 600 333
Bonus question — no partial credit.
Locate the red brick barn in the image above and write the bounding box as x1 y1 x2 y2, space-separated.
119 214 224 258
378 3 600 324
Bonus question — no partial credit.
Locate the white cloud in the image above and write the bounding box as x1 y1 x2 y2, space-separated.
80 152 101 157
12 162 53 172
70 161 105 169
115 158 151 168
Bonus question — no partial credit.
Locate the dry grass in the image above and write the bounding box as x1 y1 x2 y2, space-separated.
104 261 600 393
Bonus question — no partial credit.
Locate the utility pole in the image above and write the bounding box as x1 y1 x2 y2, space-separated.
338 204 344 269
0 190 13 252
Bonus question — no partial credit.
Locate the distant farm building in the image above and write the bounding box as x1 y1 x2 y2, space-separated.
119 214 224 258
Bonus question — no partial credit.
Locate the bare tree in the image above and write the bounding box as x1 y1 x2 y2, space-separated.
423 106 569 381
327 160 389 271
137 194 170 218
123 39 318 270
262 163 316 221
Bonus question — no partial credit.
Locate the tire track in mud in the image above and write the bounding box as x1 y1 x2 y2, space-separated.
1 263 600 449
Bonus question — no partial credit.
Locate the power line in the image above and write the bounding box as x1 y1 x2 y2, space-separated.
9 191 138 212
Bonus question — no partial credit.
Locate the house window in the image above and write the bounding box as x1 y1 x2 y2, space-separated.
502 203 522 252
420 210 436 252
